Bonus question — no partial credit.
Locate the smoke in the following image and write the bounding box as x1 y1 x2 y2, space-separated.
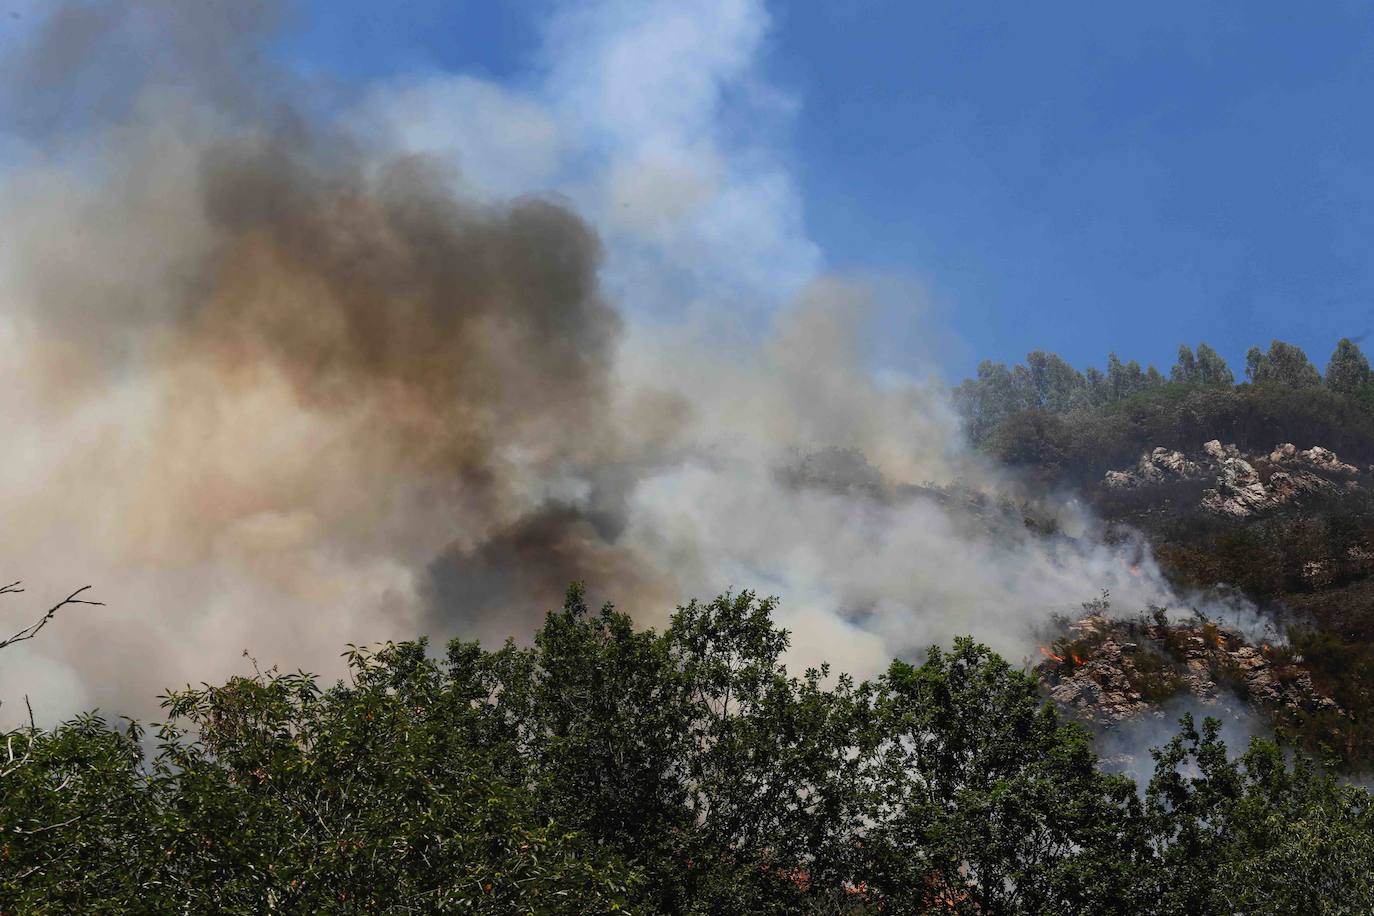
1092 692 1269 789
1 0 1209 723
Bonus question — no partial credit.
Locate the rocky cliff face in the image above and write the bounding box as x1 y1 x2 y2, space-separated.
1104 439 1366 518
1036 610 1341 730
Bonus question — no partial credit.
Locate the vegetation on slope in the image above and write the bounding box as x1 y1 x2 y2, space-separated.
954 338 1374 483
955 337 1374 772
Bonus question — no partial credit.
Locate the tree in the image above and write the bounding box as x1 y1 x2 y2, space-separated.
1084 366 1112 407
1024 351 1087 412
1194 343 1235 387
1171 345 1199 384
1144 715 1374 915
1247 340 1321 389
855 639 1150 914
1107 353 1160 402
1 638 641 913
1326 338 1372 395
1172 343 1234 388
953 360 1025 445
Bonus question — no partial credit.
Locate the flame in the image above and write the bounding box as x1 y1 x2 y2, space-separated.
1039 646 1085 665
1128 564 1143 577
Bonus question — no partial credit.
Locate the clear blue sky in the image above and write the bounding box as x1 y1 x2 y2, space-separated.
269 1 1374 379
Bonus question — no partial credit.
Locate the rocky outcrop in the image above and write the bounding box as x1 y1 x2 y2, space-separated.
1036 612 1340 728
1104 447 1202 489
1267 443 1360 474
1103 439 1362 518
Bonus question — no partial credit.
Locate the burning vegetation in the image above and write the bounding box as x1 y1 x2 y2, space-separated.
1034 600 1343 758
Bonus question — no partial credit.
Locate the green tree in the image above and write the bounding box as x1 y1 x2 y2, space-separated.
1024 351 1087 412
1325 338 1372 395
1247 340 1321 388
855 639 1149 914
1194 343 1234 386
1144 715 1374 915
1107 353 1161 402
1 642 641 914
1171 345 1199 384
1084 366 1112 407
9 588 1374 914
1171 343 1233 388
953 360 1026 445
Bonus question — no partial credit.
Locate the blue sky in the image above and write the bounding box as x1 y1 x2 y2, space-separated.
18 0 1373 382
774 2 1374 379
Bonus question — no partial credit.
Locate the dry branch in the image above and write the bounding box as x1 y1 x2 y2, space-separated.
0 583 103 652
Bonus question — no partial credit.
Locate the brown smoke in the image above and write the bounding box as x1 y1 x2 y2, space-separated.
0 1 681 716
3 1 1230 726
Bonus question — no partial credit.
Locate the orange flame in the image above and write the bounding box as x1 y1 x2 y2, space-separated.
1039 646 1065 663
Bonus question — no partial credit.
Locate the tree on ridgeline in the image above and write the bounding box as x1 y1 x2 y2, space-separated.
1171 343 1234 387
1106 353 1165 402
1246 339 1322 389
1084 365 1112 408
1325 338 1372 395
1193 343 1235 386
951 337 1374 474
953 349 1169 447
1170 345 1198 384
1024 350 1087 412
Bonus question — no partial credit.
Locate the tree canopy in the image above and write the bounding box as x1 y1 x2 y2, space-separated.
1246 340 1322 389
5 588 1373 913
1326 338 1372 395
952 338 1374 472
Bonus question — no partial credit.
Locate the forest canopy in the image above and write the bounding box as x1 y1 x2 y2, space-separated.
953 338 1374 479
4 588 1373 914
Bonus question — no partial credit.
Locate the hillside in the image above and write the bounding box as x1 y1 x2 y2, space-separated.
957 339 1374 767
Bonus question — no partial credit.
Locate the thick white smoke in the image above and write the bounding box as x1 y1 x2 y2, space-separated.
0 0 1202 726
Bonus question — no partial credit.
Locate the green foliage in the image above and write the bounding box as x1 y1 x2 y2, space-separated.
1145 716 1374 915
952 337 1374 478
1246 339 1322 389
1171 343 1234 387
953 360 1027 445
954 349 1169 447
856 639 1149 914
2 643 640 914
978 380 1374 485
1108 352 1164 402
5 589 1374 913
1326 338 1372 395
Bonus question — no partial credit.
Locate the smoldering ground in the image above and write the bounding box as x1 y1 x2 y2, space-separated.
1 1 1220 724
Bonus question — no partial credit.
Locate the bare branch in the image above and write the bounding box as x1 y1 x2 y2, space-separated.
0 584 103 652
